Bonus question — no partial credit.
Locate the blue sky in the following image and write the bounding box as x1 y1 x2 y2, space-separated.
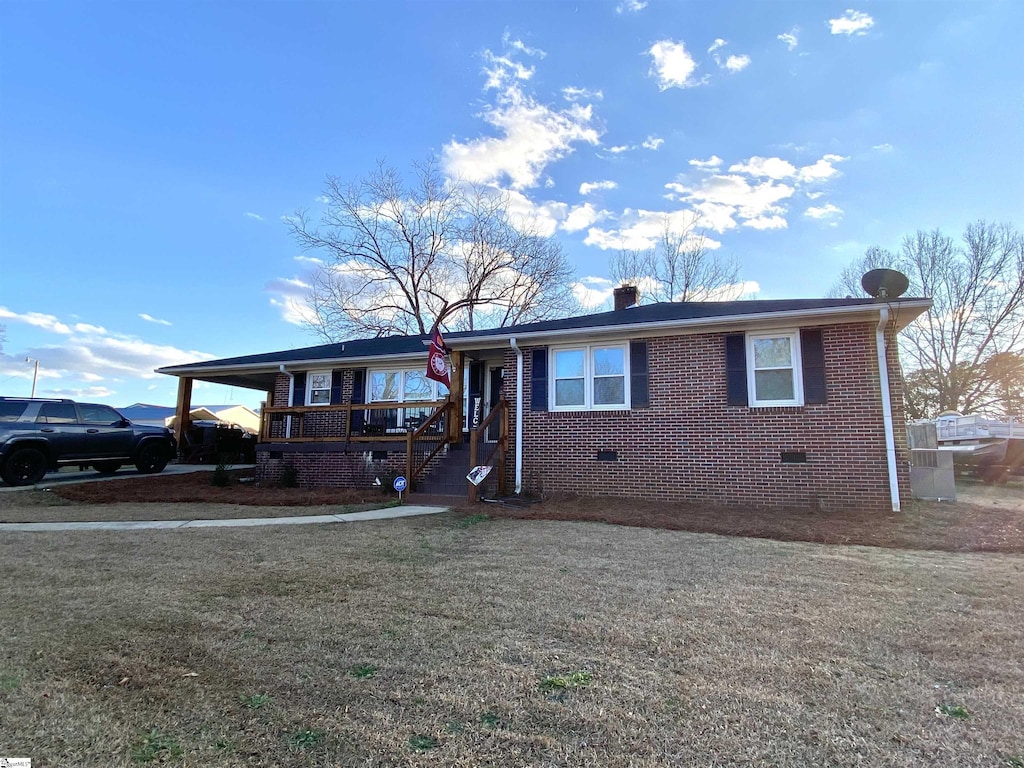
1 0 1021 411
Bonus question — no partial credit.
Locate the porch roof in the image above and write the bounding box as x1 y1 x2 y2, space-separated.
156 296 931 390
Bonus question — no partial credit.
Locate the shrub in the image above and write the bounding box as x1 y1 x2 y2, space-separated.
280 464 299 488
210 462 232 488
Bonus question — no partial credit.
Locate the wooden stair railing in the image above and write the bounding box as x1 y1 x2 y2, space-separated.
406 401 455 486
468 399 509 502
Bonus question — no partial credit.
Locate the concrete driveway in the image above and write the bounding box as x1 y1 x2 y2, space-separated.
0 463 255 492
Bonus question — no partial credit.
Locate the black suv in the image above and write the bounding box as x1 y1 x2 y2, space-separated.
0 397 177 486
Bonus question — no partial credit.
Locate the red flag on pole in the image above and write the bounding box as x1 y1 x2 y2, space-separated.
425 325 450 388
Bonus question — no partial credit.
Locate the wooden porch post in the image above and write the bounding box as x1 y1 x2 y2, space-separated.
174 377 193 460
448 350 464 444
468 426 478 503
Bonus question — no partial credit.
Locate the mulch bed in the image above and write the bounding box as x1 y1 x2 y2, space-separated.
50 469 1024 553
53 469 396 507
476 493 1024 553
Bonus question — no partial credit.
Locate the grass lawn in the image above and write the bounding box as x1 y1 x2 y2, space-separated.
1 511 1022 766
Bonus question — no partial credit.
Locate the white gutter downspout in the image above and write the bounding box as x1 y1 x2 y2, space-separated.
876 308 901 512
509 337 524 495
280 364 294 439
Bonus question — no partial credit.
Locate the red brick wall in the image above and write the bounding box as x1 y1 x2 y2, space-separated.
503 321 910 512
257 446 406 489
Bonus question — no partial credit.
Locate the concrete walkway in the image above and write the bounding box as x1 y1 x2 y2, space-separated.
0 505 448 532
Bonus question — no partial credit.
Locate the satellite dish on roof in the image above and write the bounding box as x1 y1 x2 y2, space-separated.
861 269 909 300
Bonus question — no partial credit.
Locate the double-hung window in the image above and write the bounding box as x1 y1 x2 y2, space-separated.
551 344 628 410
746 331 803 407
306 371 332 405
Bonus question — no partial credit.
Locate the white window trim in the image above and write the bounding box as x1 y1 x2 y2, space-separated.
306 370 333 406
550 344 630 412
746 331 804 407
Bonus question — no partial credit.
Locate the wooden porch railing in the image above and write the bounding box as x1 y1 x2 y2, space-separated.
259 401 449 443
468 399 509 502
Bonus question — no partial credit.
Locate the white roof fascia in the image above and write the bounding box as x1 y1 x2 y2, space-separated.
157 350 430 377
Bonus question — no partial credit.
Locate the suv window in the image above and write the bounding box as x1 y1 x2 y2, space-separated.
36 403 78 424
0 401 26 422
80 404 124 425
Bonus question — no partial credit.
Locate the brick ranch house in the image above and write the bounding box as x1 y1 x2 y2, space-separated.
157 289 931 512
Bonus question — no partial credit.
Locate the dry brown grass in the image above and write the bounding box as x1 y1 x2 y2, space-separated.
1 510 1022 767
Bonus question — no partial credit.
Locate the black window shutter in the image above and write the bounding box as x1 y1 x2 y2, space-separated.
725 334 748 406
291 371 307 406
350 369 366 433
630 341 650 408
350 369 366 404
330 369 343 405
800 329 827 404
530 347 548 412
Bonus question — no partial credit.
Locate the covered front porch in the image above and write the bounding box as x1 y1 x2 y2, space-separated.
166 347 509 498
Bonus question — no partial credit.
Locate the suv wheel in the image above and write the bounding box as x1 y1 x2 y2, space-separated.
135 442 169 474
2 447 48 486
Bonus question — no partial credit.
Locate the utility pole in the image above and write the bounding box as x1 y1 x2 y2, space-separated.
25 357 38 397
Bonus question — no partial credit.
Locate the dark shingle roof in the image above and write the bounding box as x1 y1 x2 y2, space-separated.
159 297 927 373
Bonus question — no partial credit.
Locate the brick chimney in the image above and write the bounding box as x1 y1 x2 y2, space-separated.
613 285 639 311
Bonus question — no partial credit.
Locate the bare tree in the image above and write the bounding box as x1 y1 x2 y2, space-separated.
609 215 744 302
289 159 577 341
831 221 1024 418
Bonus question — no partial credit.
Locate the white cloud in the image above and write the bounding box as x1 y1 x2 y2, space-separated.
244 212 264 221
642 136 664 150
8 319 214 388
708 38 727 54
705 280 761 301
46 386 116 399
606 144 631 154
579 180 618 196
572 276 616 308
315 195 331 204
444 46 601 190
482 50 535 90
804 203 844 220
502 189 568 237
873 143 894 153
724 54 751 73
0 307 72 334
502 31 545 59
829 9 875 36
743 215 788 231
616 0 647 13
689 155 723 170
584 209 722 251
798 153 848 181
562 202 609 233
648 40 702 90
729 156 797 180
139 313 172 327
778 28 799 51
665 175 795 233
562 86 603 102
